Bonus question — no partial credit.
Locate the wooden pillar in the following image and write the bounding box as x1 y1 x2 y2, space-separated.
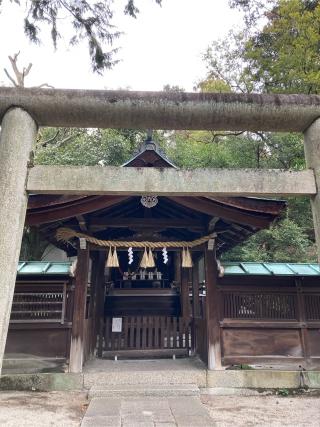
89 252 99 319
204 246 222 370
69 245 90 373
295 279 310 366
95 251 107 358
88 251 105 355
304 119 320 261
191 260 200 353
181 268 190 320
0 108 37 374
174 252 182 284
192 260 200 319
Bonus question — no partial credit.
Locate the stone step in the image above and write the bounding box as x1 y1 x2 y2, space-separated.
83 358 207 389
85 371 206 388
89 383 200 398
81 396 214 427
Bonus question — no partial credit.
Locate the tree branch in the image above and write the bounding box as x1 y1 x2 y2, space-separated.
3 68 18 87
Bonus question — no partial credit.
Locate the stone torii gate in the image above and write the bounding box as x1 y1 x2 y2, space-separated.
0 88 320 373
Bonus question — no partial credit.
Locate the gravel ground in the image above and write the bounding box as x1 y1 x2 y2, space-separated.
0 391 87 427
202 395 320 427
1 391 319 426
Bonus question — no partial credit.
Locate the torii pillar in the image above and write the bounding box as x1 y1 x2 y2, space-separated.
0 108 37 373
304 118 320 261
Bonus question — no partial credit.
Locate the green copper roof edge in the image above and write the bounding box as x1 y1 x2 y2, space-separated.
17 261 320 277
223 262 320 276
17 261 73 275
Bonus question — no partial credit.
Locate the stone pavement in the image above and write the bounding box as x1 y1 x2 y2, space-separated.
81 396 214 426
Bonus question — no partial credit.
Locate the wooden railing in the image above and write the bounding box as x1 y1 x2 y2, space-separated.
10 282 69 324
6 281 73 360
100 316 191 354
222 291 297 320
218 281 320 367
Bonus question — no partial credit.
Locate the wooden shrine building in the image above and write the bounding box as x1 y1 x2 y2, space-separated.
5 260 320 372
9 135 319 373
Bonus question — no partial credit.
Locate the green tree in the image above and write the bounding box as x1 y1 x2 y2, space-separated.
34 128 146 166
199 1 320 262
1 0 161 73
223 218 315 262
227 0 320 94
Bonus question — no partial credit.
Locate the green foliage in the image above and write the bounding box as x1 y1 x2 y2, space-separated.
203 32 256 93
195 78 232 93
163 84 185 93
2 1 161 73
277 388 290 397
167 130 305 170
35 128 144 166
223 218 316 263
199 1 320 262
224 1 320 94
244 0 320 94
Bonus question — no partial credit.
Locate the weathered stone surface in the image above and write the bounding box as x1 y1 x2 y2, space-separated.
83 358 207 389
0 373 83 391
89 384 200 398
81 395 214 427
207 370 301 389
168 397 214 426
303 371 320 389
1 87 320 131
304 118 320 261
202 387 274 396
85 398 121 417
27 165 316 196
0 108 37 373
81 415 121 427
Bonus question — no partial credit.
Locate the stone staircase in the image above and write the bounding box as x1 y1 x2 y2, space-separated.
80 358 214 426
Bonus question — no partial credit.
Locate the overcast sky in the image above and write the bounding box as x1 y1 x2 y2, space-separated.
0 0 242 91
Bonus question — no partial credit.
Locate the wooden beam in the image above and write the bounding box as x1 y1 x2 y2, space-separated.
27 165 316 197
69 245 89 373
2 87 320 131
26 195 129 225
170 197 274 228
90 217 205 230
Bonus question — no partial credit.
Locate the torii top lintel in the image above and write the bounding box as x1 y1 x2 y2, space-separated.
1 87 320 132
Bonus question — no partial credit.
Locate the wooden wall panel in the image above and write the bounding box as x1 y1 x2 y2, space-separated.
222 328 303 357
307 329 320 356
5 327 70 358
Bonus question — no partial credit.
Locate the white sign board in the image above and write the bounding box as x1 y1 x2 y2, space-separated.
112 317 122 333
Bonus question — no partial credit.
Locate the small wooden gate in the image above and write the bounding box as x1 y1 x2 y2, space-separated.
98 316 191 357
